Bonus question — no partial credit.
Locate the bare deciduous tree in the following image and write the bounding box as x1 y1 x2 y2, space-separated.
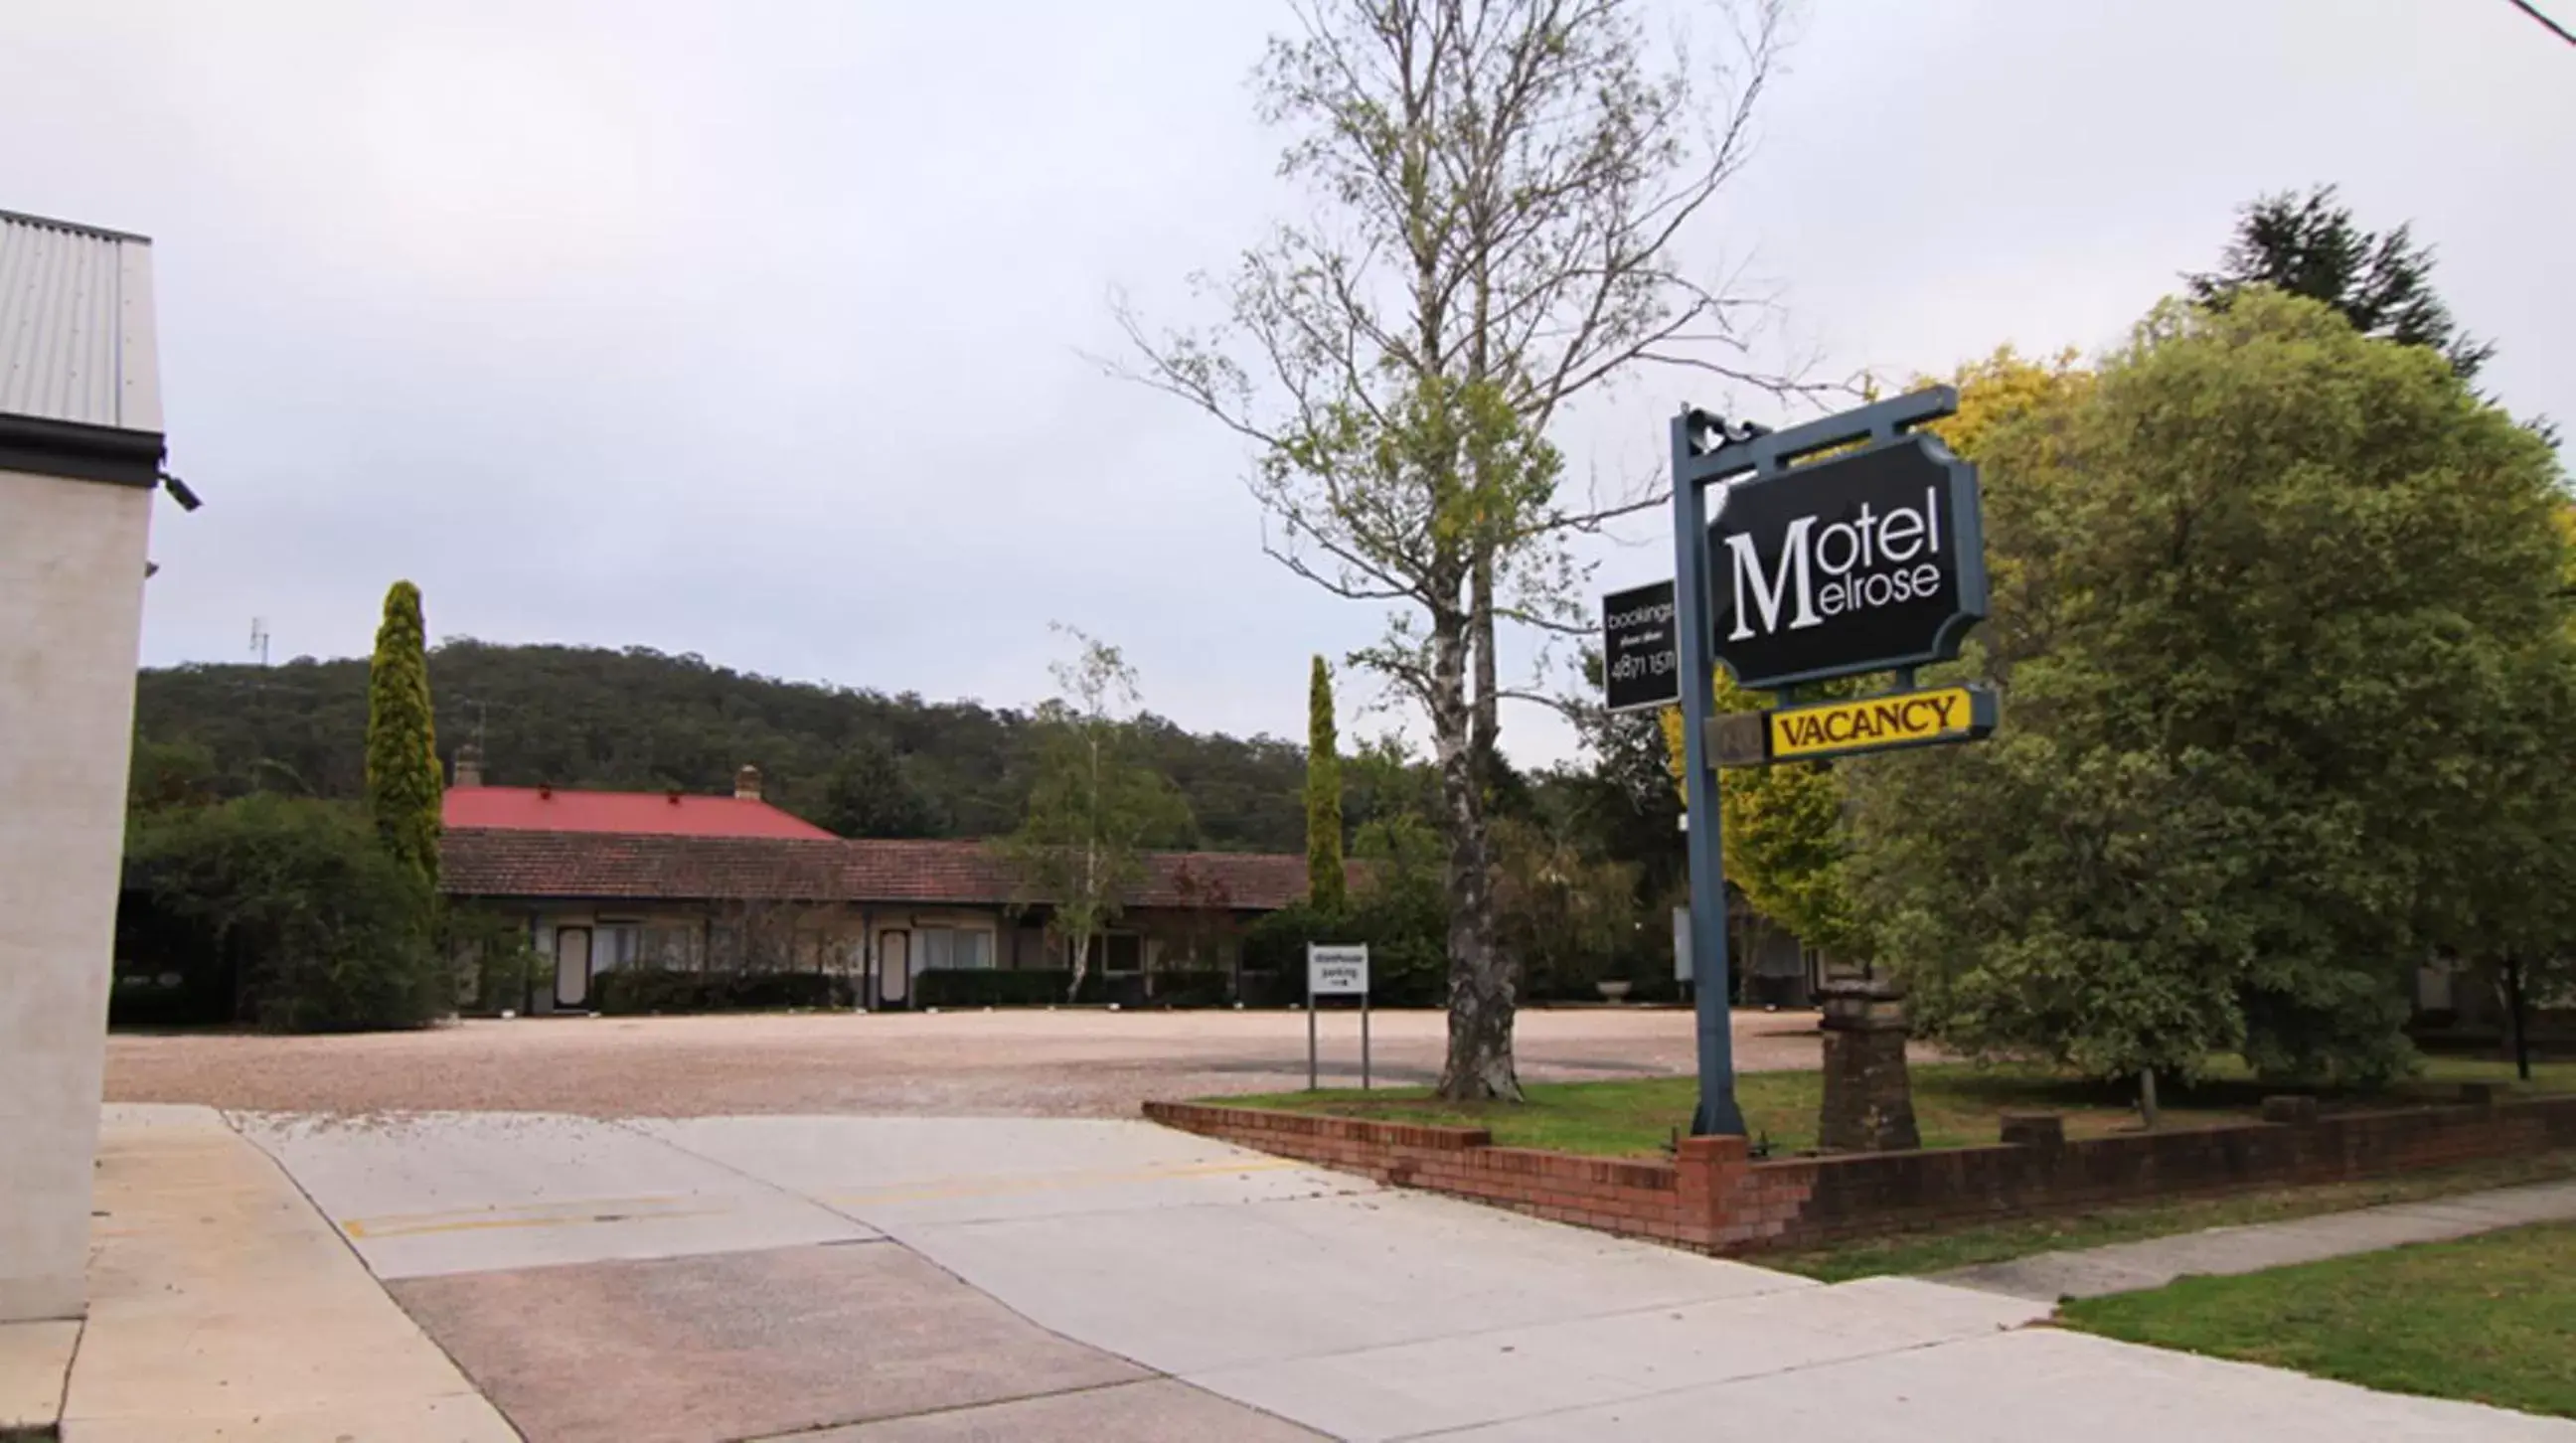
1118 0 1806 1099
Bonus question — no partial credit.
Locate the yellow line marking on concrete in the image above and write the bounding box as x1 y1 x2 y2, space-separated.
341 1196 728 1240
339 1194 693 1230
827 1156 1306 1207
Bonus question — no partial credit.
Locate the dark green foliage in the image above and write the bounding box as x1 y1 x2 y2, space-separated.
913 969 1083 1008
592 967 854 1015
1541 662 1688 943
910 968 1250 1009
1306 656 1347 912
441 904 547 1015
819 735 944 838
129 794 447 1032
365 581 442 884
108 888 236 1026
132 640 1307 850
2187 184 2492 381
127 735 219 816
1244 814 1452 1008
1854 291 2572 1084
1491 817 1642 1000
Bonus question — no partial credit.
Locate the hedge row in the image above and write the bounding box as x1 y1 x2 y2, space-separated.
592 968 855 1015
910 968 1257 1009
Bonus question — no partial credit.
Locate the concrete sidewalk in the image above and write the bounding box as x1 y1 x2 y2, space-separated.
1938 1178 2576 1302
238 1110 2576 1441
41 1104 516 1442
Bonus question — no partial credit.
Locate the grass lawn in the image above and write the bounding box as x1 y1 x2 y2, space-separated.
1211 1054 2574 1160
1763 1149 2576 1281
2060 1221 2576 1419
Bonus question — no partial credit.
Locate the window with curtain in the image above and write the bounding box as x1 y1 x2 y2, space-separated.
596 922 643 972
917 926 994 970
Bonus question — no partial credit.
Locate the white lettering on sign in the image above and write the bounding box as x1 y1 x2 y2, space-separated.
1308 944 1369 996
1727 486 1943 642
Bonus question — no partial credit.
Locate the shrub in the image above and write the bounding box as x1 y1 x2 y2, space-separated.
1243 898 1445 1007
128 794 447 1032
442 904 545 1015
912 969 1075 1007
590 968 854 1015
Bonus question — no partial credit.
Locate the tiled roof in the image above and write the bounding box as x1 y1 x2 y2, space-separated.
442 786 836 840
439 829 1327 912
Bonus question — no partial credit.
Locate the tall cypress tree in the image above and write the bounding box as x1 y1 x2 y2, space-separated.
366 580 442 884
1306 655 1347 913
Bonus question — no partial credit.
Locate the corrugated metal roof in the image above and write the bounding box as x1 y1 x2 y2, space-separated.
0 208 161 433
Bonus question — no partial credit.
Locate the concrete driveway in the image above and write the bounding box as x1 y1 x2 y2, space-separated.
234 1110 2569 1442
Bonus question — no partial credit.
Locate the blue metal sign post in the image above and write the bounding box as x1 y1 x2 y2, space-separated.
1672 407 1746 1136
1668 387 1977 1137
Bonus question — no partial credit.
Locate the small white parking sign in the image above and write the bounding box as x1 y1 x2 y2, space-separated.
1307 944 1368 996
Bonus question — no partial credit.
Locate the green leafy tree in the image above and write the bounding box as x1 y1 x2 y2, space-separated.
2187 184 2492 381
1660 674 1864 963
2421 501 2576 1077
1305 656 1348 913
131 794 447 1032
365 580 442 884
1125 0 1799 1100
127 735 219 815
1547 655 1686 922
820 735 943 838
1491 817 1641 998
1002 627 1194 1000
1852 290 2571 1085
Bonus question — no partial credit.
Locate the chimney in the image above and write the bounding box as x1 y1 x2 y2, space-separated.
453 742 484 789
734 764 762 802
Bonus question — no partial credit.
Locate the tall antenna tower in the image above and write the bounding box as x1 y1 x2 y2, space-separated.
248 617 271 668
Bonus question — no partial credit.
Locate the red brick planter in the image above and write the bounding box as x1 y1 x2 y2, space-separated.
1143 1094 2576 1255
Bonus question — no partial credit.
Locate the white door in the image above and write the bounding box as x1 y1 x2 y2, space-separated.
880 931 909 1008
555 927 592 1011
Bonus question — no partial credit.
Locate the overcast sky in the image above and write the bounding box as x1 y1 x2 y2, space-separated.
7 1 2568 766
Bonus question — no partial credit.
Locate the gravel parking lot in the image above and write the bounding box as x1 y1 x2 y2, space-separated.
104 1007 1849 1118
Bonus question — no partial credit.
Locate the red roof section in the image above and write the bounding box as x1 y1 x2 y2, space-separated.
438 830 1331 912
441 785 835 841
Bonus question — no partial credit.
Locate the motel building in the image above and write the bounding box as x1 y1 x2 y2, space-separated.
435 749 1322 1013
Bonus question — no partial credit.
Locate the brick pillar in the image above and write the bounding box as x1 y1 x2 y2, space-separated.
1817 978 1920 1152
1675 1134 1750 1250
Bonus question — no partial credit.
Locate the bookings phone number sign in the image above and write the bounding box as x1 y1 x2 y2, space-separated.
1602 580 1679 713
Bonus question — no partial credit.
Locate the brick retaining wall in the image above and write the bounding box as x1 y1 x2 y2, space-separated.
1143 1093 2576 1255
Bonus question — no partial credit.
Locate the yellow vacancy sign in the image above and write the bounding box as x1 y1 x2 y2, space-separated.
1767 686 1992 761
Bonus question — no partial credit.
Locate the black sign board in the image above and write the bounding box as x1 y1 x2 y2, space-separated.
1706 432 1987 690
1601 579 1680 712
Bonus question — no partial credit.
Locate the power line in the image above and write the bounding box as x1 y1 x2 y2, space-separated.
2505 0 2576 47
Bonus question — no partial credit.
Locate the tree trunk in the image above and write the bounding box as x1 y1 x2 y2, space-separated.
1431 615 1518 1101
1066 931 1092 1004
2503 955 2531 1083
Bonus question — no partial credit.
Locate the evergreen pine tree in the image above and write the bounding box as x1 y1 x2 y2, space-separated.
366 580 442 884
1306 655 1347 913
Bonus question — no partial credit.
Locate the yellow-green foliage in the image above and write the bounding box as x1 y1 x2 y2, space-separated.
365 580 442 885
1654 354 2089 959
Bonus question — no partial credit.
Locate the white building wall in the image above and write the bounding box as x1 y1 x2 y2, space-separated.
0 466 153 1322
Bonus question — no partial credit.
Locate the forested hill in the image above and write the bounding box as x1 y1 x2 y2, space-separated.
130 640 1311 850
